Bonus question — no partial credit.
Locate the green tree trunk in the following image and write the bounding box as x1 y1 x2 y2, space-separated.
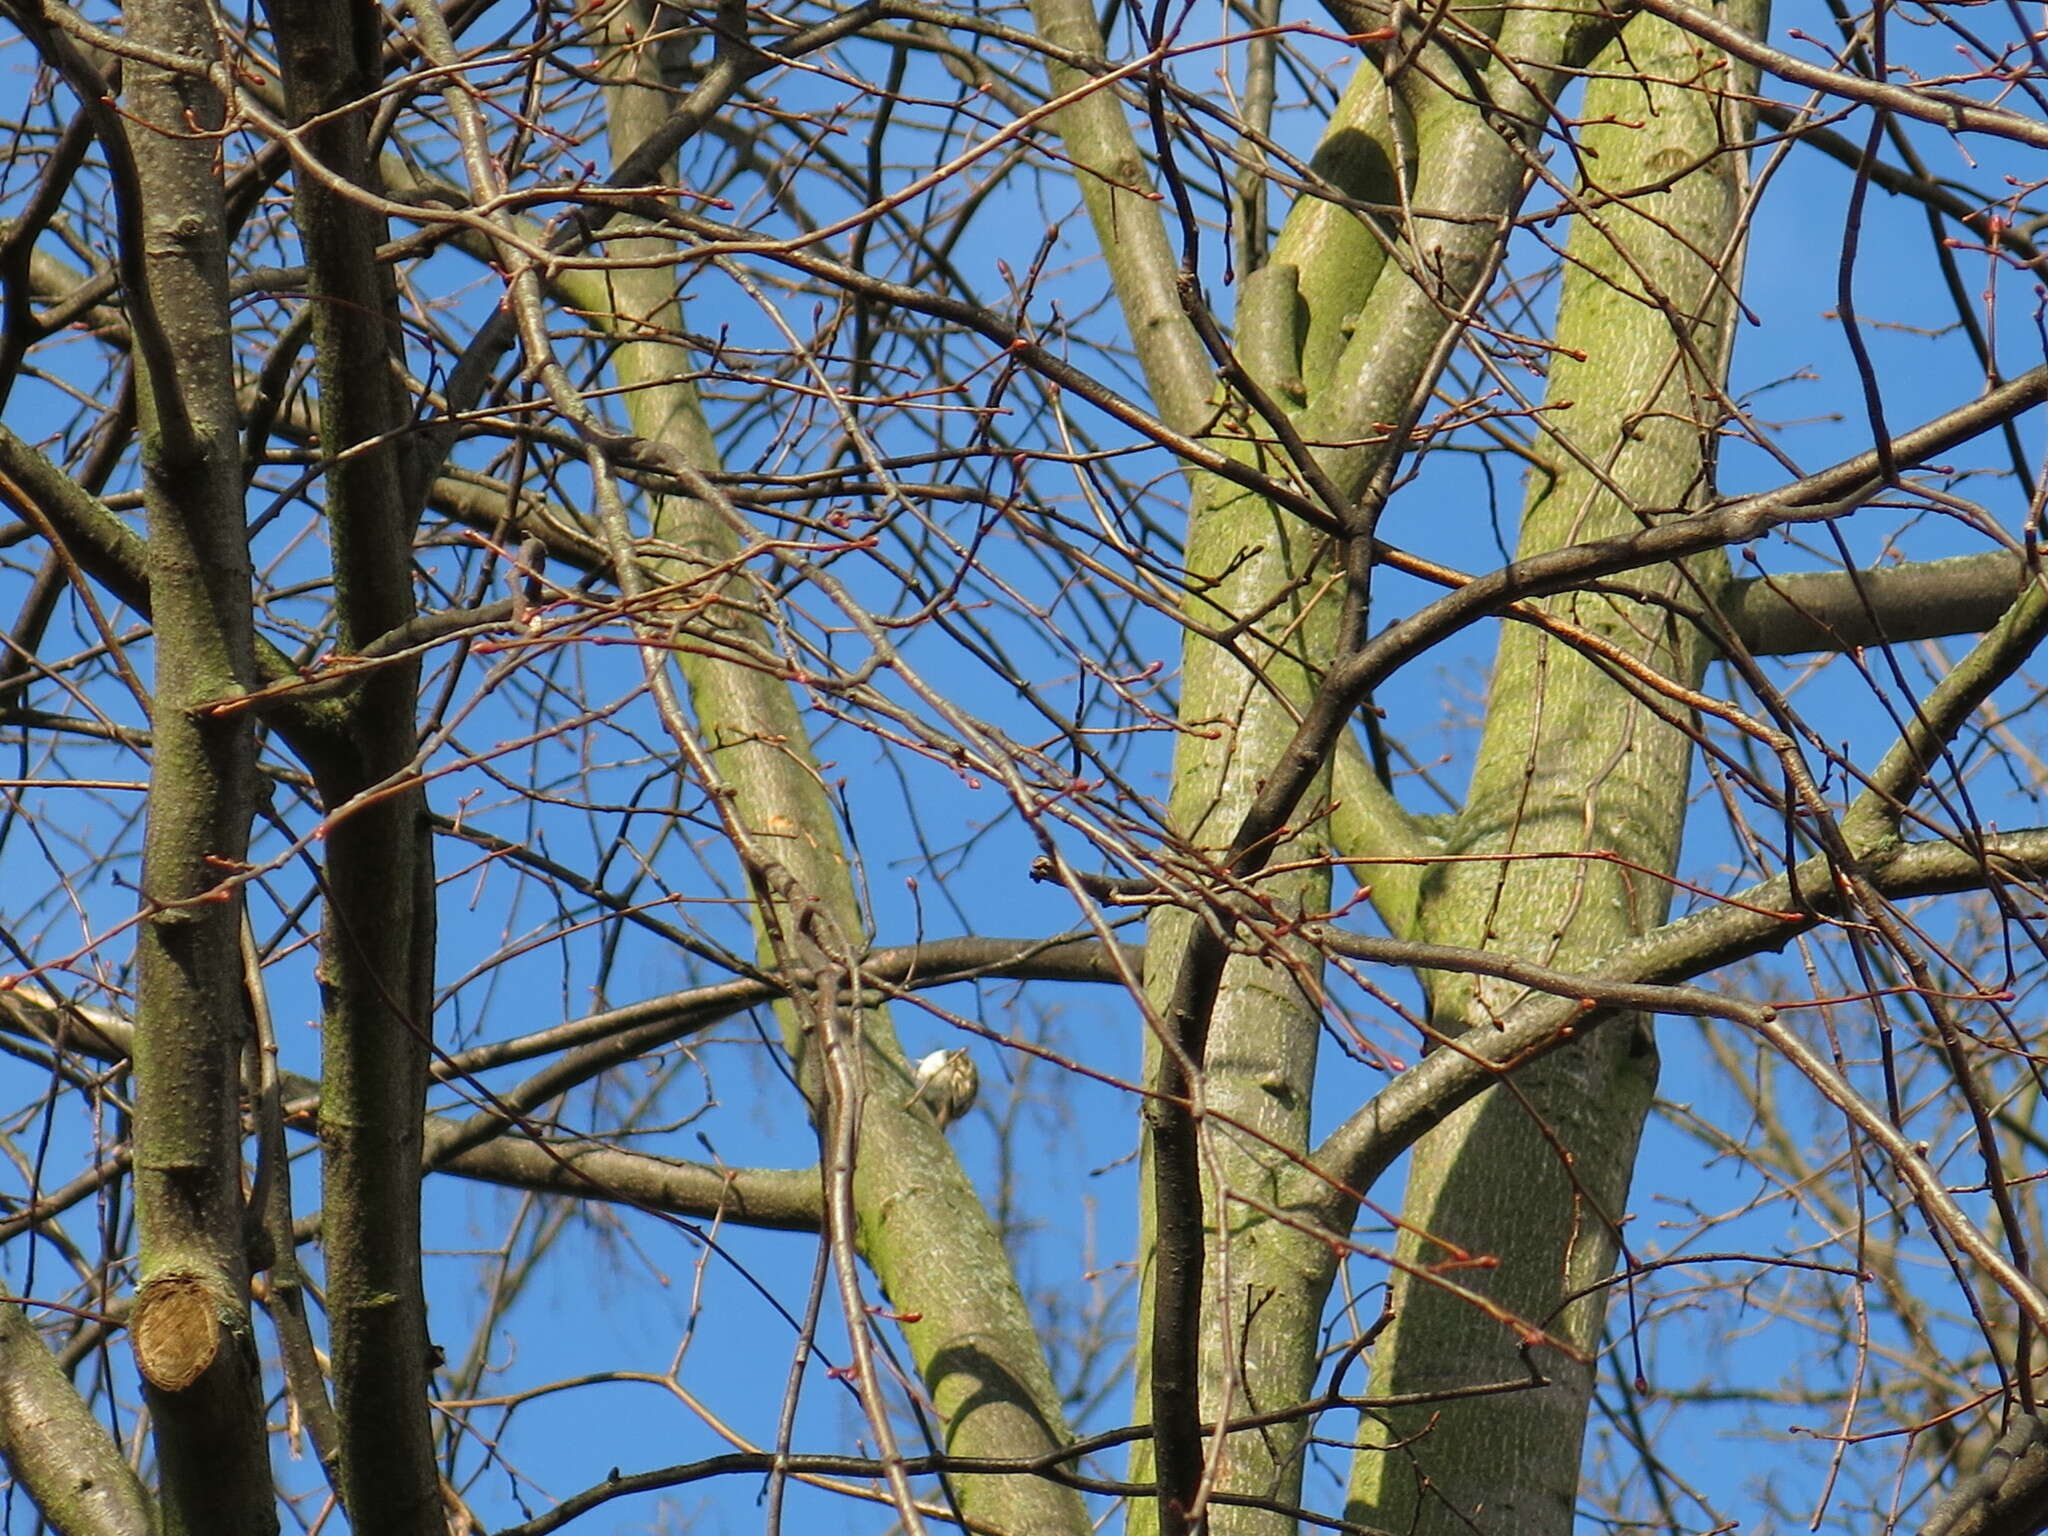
590 14 1089 1532
1348 11 1766 1531
263 2 444 1527
119 0 274 1528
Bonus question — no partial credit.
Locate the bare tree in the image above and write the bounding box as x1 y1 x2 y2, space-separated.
1 0 2047 1533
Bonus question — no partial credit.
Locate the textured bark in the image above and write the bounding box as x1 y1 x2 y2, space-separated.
0 1292 152 1536
121 1 275 1529
1123 102 1410 1531
1346 11 1765 1532
1129 464 1340 1536
1071 7 1625 1527
262 1 443 1528
1028 0 1216 437
592 11 1088 1531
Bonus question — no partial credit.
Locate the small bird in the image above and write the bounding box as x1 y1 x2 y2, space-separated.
907 1048 979 1130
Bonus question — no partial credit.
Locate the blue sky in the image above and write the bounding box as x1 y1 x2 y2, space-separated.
4 0 2048 1531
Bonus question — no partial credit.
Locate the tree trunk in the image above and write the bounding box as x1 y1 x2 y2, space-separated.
1349 11 1766 1531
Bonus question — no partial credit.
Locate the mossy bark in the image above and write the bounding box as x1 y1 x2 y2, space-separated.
1347 12 1766 1532
593 13 1088 1531
123 1 274 1528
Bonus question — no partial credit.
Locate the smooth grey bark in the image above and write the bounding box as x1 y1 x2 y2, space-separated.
1723 549 2028 655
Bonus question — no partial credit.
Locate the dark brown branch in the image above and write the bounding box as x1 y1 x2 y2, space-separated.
426 933 1142 1165
1757 103 2048 276
0 421 354 741
242 923 341 1496
0 989 824 1236
0 934 1142 1239
484 1372 1542 1536
438 932 1140 1080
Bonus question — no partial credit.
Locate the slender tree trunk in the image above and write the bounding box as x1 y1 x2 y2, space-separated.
122 0 274 1527
264 0 444 1527
593 13 1089 1531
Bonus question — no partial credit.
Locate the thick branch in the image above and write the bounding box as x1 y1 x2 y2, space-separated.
1635 0 2048 150
0 986 821 1233
1308 821 2048 1199
434 1139 823 1231
1919 1415 2048 1536
262 0 442 1525
1238 364 2048 887
1329 731 1444 938
1722 550 2028 656
118 1 275 1527
1 933 1131 1242
1026 0 1213 434
0 1290 154 1536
